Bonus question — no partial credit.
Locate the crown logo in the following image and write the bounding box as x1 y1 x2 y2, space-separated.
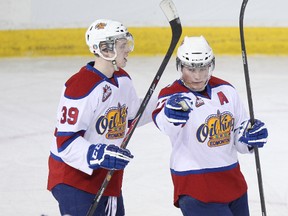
95 22 107 29
102 84 112 102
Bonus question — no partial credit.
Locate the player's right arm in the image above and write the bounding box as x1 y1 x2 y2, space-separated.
51 86 96 175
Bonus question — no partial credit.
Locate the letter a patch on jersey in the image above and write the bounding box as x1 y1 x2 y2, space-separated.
217 91 229 105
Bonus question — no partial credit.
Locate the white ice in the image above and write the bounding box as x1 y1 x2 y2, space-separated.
0 55 287 216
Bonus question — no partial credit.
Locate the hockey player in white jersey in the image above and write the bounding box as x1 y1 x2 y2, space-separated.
47 19 156 216
152 36 268 216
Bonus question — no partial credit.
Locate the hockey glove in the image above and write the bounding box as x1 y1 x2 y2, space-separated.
87 144 133 170
164 94 193 124
238 119 268 148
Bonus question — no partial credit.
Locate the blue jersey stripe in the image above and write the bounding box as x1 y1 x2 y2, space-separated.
50 152 64 162
171 162 238 176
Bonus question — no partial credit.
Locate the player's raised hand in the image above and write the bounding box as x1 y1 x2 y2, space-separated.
164 93 193 125
87 144 133 170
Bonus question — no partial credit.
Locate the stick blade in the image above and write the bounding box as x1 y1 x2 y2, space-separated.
160 0 179 21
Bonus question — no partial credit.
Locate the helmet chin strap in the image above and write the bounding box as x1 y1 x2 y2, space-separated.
111 60 119 71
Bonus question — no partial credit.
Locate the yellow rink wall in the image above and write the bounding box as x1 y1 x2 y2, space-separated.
0 27 288 57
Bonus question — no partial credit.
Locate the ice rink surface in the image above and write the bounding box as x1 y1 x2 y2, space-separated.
0 55 287 215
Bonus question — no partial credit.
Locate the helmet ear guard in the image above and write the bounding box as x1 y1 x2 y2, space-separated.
99 41 114 52
176 57 181 71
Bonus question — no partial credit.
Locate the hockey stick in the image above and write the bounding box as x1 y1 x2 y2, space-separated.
86 1 182 215
239 0 267 215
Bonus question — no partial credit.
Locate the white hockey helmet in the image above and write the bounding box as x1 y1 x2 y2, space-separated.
85 19 134 60
176 36 215 73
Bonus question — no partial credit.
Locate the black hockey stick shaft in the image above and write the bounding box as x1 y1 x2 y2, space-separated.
86 1 182 215
239 0 267 215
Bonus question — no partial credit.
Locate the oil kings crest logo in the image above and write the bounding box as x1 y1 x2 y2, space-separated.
95 103 127 139
196 110 234 147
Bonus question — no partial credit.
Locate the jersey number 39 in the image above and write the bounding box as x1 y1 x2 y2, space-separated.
60 106 79 125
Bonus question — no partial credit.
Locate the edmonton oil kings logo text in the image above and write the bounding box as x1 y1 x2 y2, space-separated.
95 103 127 139
196 110 234 147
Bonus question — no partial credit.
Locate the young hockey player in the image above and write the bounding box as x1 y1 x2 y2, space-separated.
152 35 268 216
47 19 156 216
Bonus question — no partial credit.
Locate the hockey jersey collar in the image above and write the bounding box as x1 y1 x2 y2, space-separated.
86 61 119 87
177 79 212 99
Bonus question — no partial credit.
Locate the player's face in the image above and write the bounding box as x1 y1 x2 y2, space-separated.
181 65 209 91
114 38 133 68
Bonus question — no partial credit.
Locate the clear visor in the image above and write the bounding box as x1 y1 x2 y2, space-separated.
177 56 215 73
108 32 134 52
125 32 134 52
181 61 212 69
